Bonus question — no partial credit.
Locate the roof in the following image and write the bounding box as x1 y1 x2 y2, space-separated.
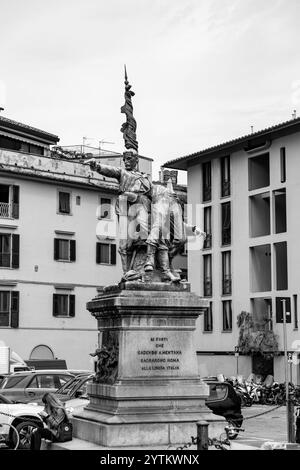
0 116 59 145
0 150 119 193
163 117 300 170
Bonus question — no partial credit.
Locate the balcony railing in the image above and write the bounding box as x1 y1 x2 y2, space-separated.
0 253 11 267
0 202 19 219
221 180 231 198
204 277 212 297
203 185 212 202
222 228 231 246
222 275 232 295
203 233 212 249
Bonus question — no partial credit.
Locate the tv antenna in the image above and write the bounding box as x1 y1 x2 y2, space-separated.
99 139 115 151
251 126 254 134
292 109 297 119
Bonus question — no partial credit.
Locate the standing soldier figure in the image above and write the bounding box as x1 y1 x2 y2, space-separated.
88 67 152 280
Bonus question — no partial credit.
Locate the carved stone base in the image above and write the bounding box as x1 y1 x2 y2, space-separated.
73 283 225 447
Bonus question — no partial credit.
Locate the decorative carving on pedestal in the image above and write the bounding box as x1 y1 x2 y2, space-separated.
90 331 119 385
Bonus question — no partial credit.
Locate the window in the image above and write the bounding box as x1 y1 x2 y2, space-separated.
221 156 231 197
203 207 212 249
0 184 19 219
53 294 75 317
222 300 232 331
250 244 271 293
222 251 232 295
221 202 231 246
280 147 286 183
0 233 20 268
76 196 81 206
204 302 213 332
274 242 288 291
202 162 212 202
96 243 116 265
99 197 112 220
203 254 212 297
294 295 298 330
273 189 287 234
54 239 76 262
0 291 19 328
249 192 270 238
248 154 270 191
58 191 71 214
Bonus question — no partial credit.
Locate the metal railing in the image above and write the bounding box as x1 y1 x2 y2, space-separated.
221 180 231 198
0 202 18 218
0 253 11 267
203 186 211 202
222 275 232 295
204 277 212 297
203 233 212 249
0 202 11 218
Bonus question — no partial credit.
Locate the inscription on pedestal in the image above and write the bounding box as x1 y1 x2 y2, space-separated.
122 329 198 378
138 337 182 372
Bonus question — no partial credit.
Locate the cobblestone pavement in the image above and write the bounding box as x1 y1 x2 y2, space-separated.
235 405 290 448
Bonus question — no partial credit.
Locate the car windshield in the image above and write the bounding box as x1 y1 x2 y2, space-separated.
56 377 82 395
1 375 27 389
207 383 228 401
56 376 92 396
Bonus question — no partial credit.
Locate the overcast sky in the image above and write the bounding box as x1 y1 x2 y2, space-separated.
1 0 300 182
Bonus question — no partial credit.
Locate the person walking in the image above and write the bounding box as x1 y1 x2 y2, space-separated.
30 392 68 450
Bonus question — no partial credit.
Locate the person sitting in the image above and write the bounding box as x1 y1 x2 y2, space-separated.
30 392 68 450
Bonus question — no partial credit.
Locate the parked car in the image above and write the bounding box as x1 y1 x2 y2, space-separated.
204 379 244 439
53 373 94 403
0 370 75 403
0 389 87 449
66 369 94 377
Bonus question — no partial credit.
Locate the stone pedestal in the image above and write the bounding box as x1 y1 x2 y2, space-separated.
72 282 224 447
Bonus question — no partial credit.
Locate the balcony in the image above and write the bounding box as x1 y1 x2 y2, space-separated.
0 202 19 219
222 275 232 295
204 277 212 297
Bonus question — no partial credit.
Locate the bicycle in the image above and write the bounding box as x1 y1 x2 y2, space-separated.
0 422 20 450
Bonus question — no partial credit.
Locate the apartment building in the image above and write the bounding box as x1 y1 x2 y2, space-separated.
0 116 125 369
164 117 300 383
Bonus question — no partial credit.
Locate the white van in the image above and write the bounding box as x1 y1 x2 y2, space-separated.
0 342 30 373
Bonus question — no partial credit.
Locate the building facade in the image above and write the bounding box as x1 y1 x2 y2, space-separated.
0 116 124 369
164 118 300 383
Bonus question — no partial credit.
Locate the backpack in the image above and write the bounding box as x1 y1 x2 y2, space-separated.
56 411 73 442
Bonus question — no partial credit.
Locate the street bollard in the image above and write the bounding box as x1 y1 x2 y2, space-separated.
296 408 300 444
197 420 209 450
288 398 295 443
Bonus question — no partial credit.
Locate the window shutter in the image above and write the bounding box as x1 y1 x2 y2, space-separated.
54 239 59 260
70 240 76 261
96 243 100 264
11 291 19 328
12 186 19 219
69 295 75 317
110 244 116 265
53 294 59 317
11 234 20 268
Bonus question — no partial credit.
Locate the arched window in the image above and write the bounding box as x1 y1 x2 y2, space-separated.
30 345 54 360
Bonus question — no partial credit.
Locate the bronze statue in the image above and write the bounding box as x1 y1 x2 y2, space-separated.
121 65 138 153
88 69 205 283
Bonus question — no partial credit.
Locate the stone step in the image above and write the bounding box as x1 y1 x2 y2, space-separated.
47 438 261 451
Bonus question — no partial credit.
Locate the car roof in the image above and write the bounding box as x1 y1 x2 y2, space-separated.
10 370 74 375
